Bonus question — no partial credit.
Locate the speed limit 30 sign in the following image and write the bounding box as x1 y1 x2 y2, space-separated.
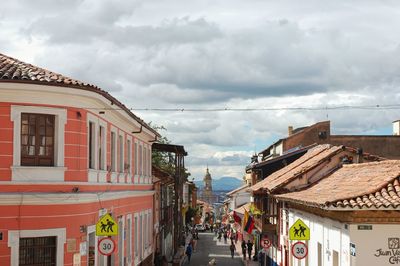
291 241 308 259
98 238 116 256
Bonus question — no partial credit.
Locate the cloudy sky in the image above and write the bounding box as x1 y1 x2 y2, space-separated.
2 0 400 181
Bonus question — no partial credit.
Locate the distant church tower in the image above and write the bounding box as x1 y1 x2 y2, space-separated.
202 167 214 204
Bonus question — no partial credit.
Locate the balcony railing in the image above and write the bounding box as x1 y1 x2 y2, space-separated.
254 214 277 234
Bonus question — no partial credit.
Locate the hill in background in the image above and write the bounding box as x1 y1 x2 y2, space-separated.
194 176 243 191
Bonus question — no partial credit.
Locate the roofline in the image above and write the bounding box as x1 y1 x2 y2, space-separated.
0 79 160 138
258 139 284 155
226 184 249 196
250 143 317 170
277 196 400 211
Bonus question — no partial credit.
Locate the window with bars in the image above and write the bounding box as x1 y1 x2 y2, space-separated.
21 113 55 166
19 236 57 266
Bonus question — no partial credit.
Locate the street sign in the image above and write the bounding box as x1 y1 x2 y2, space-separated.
96 213 118 236
289 219 310 240
98 238 116 256
261 236 272 249
291 242 308 259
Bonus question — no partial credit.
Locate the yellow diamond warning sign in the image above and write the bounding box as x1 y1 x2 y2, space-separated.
289 219 310 240
96 213 118 236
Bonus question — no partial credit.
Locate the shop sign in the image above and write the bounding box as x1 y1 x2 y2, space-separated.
289 219 310 240
374 238 400 264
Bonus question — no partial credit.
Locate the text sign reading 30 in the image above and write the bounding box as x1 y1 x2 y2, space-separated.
98 238 116 256
292 242 308 260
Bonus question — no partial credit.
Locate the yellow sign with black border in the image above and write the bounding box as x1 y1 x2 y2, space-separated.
289 219 310 240
96 214 118 236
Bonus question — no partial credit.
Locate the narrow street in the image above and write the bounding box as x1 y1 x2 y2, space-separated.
183 232 245 266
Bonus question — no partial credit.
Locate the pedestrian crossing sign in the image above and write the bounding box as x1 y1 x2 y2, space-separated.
289 219 310 240
96 213 118 236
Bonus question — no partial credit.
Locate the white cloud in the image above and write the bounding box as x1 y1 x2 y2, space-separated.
2 0 400 179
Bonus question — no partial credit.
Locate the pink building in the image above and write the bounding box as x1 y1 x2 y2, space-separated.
0 53 159 266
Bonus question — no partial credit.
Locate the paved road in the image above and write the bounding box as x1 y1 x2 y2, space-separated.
183 232 244 266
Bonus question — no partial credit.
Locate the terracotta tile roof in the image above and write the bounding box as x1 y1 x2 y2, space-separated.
0 53 97 88
226 184 249 196
233 202 251 215
276 160 400 210
0 53 160 137
251 144 343 192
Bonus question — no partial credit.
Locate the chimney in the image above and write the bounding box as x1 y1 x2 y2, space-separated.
288 126 293 136
393 120 400 135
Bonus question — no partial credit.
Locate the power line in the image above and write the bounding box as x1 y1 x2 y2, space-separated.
1 104 400 112
131 104 400 112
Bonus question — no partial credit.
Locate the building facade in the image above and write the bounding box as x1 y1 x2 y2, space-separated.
0 53 158 266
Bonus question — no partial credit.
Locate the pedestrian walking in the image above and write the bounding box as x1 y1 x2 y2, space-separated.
185 243 193 263
229 241 236 259
247 240 253 260
223 231 228 243
241 241 247 260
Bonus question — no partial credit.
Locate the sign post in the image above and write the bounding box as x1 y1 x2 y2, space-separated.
289 219 310 241
291 241 308 260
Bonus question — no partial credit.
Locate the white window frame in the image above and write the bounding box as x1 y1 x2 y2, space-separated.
10 105 67 182
127 136 132 182
134 140 139 183
98 125 106 171
134 212 140 265
139 143 143 182
110 126 118 183
148 210 152 250
88 121 96 169
140 212 144 260
118 133 124 175
87 113 108 182
148 145 152 184
8 228 66 266
118 216 125 266
127 214 133 266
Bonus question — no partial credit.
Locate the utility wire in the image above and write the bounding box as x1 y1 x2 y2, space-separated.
1 104 400 112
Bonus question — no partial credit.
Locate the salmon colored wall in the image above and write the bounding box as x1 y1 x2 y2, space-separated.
0 103 150 183
0 99 155 265
0 104 12 181
0 194 153 266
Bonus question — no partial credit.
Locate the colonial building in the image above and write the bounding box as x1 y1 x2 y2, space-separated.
249 144 384 266
276 160 400 266
259 120 400 162
199 168 217 204
0 53 158 266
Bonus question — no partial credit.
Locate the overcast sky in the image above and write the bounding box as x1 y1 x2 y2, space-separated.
2 0 400 181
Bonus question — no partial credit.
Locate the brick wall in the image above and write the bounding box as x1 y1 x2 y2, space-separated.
283 121 331 151
330 135 400 159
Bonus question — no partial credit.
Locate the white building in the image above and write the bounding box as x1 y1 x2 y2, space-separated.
276 160 400 266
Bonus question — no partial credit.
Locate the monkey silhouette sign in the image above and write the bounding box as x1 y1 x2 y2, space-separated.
96 213 118 236
289 219 310 240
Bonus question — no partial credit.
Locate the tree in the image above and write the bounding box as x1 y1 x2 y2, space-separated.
150 123 191 178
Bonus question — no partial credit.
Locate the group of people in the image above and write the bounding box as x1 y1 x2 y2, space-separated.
185 225 202 263
215 224 238 244
241 240 254 260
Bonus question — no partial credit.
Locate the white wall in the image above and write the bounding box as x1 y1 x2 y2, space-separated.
349 224 400 266
286 208 350 266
